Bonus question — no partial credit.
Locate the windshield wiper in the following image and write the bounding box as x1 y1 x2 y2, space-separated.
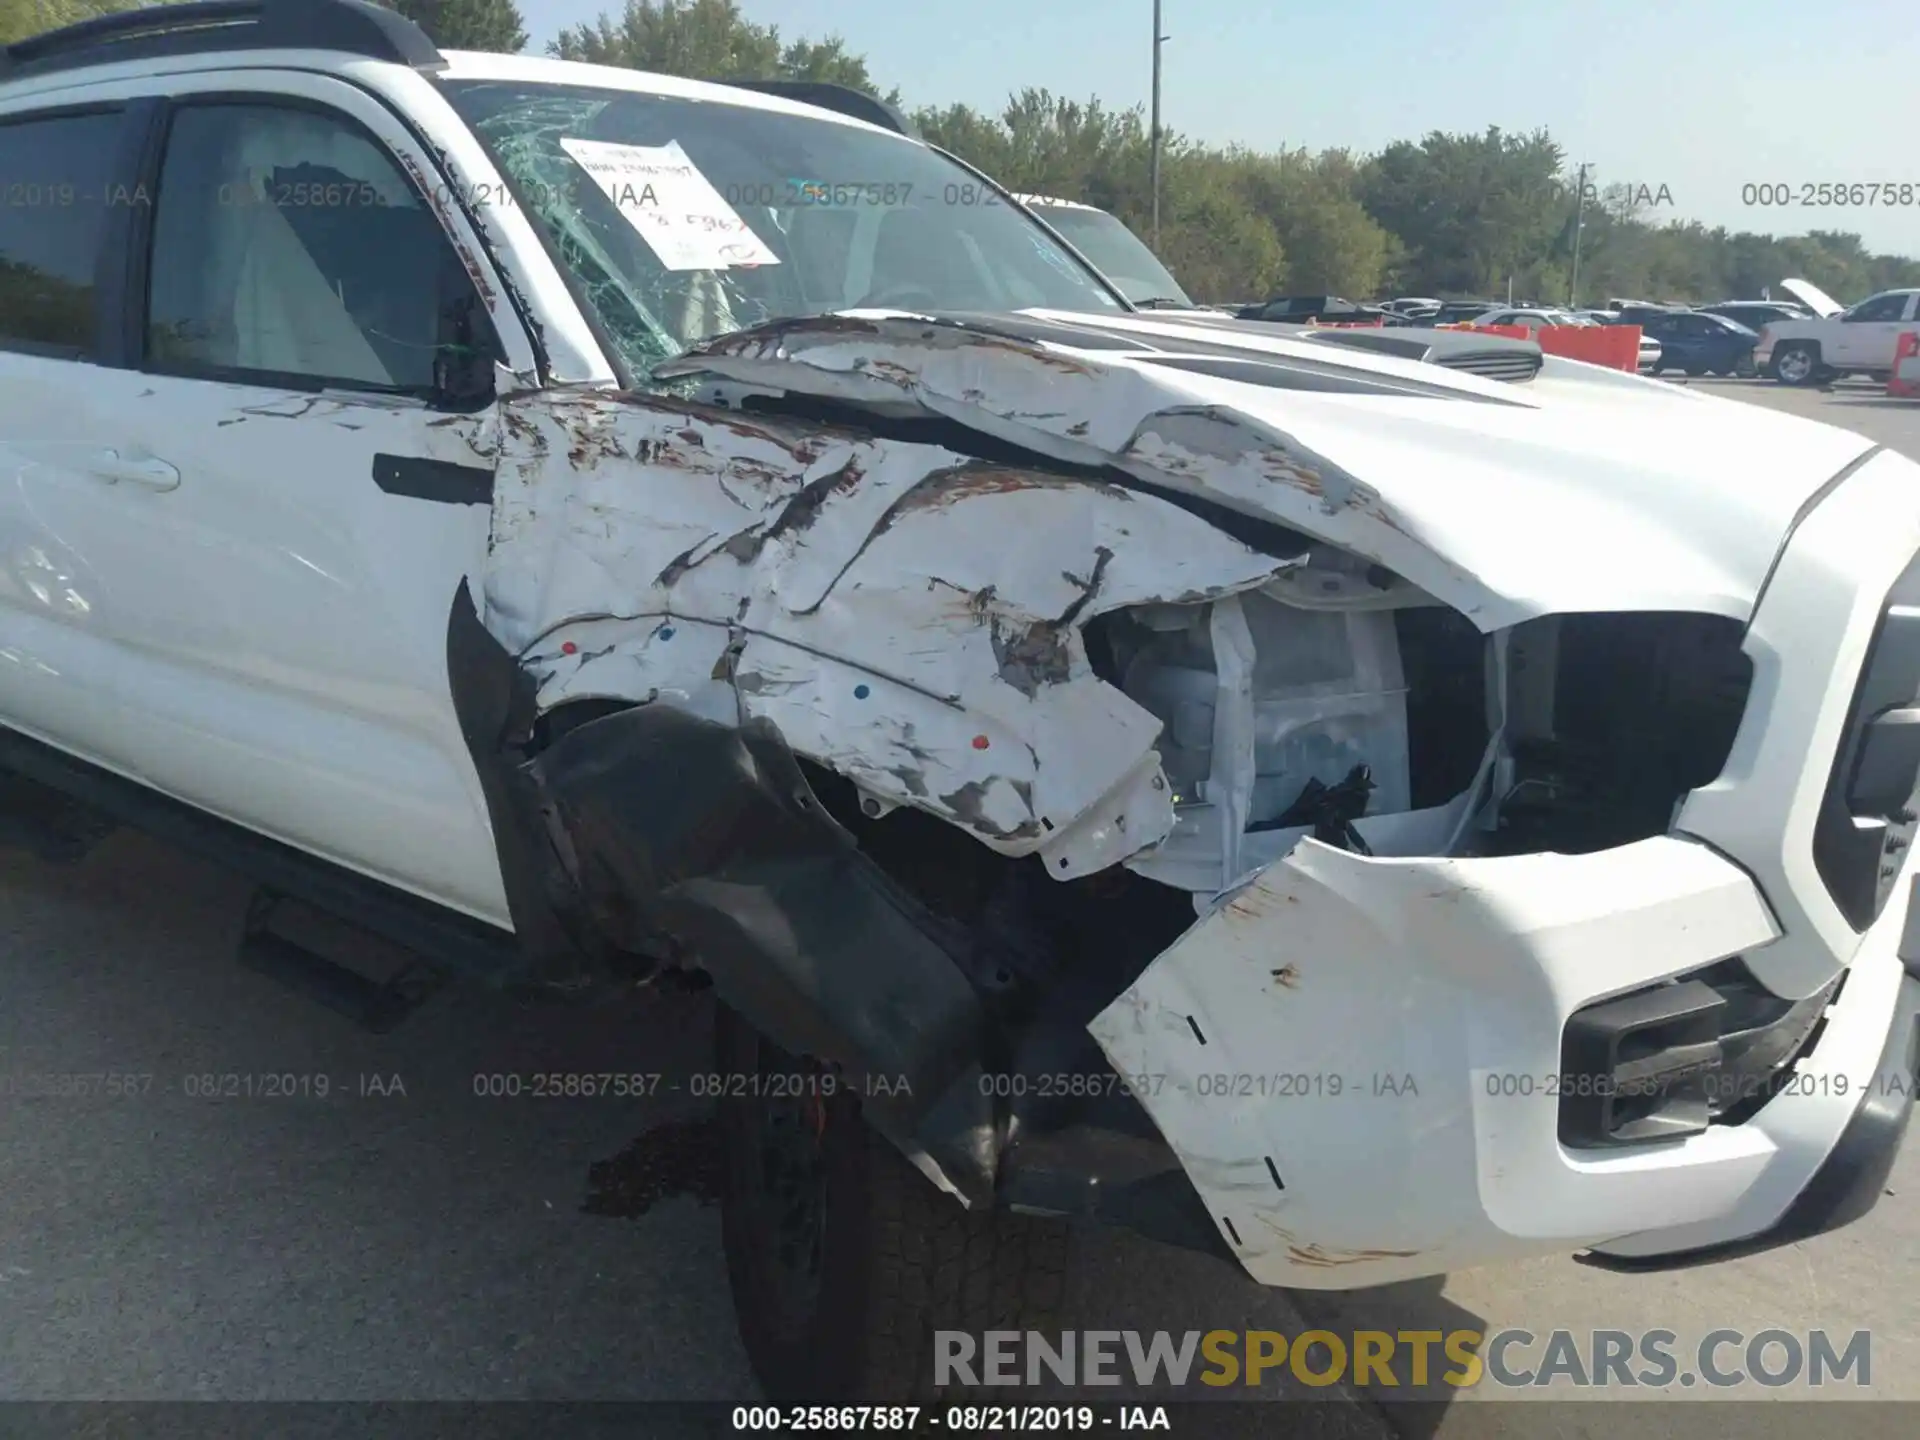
1132 296 1193 310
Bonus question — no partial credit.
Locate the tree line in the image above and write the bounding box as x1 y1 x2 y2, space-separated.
9 0 1915 305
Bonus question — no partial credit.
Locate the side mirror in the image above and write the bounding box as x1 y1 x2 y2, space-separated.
434 338 496 409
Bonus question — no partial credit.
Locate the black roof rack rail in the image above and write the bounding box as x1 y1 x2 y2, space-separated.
0 0 444 82
710 79 920 139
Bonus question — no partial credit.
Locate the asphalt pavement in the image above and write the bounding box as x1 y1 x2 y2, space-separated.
1 377 1916 1436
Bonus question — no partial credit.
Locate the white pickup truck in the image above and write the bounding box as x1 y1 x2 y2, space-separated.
1756 279 1920 385
0 0 1916 1407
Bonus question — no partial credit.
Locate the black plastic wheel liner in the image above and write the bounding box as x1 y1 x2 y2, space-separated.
444 580 603 991
523 700 1000 1204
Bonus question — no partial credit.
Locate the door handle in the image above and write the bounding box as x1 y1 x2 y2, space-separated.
89 450 180 492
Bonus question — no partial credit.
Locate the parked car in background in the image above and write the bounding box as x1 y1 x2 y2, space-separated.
1379 297 1441 315
1422 299 1502 326
1237 294 1394 324
1609 303 1685 326
1471 307 1589 330
1754 288 1920 385
1699 300 1812 333
1012 194 1198 310
1640 310 1760 377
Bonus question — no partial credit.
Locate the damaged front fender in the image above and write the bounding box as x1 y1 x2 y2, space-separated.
485 386 1299 875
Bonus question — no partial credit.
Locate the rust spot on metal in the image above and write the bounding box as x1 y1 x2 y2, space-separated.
1286 1242 1421 1268
1225 889 1272 920
758 457 866 547
989 617 1072 697
893 465 1062 516
661 313 1099 385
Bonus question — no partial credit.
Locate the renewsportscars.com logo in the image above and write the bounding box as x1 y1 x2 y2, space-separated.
934 1328 1873 1390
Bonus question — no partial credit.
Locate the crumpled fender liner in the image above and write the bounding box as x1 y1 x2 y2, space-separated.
445 579 602 991
524 701 1001 1203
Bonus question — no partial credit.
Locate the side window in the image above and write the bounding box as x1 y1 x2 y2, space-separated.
1846 293 1907 323
0 109 126 357
145 102 499 393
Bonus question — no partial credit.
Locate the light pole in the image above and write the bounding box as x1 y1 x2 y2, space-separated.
1569 162 1589 309
1150 0 1167 248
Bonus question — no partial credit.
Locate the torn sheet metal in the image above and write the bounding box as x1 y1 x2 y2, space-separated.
1087 834 1782 1288
654 311 1882 629
485 387 1297 873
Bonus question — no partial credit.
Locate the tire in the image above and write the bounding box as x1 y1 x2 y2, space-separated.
716 1003 1069 1404
1772 342 1821 385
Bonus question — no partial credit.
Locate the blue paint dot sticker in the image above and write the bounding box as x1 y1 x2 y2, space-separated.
854 684 871 699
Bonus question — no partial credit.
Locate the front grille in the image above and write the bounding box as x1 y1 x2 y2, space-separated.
1813 545 1920 930
1433 350 1542 384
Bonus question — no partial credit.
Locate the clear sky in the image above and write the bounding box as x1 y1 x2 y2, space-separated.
527 0 1920 257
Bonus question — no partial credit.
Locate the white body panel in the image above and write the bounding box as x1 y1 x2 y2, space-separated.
0 65 541 923
0 44 1910 1298
1091 446 1920 1282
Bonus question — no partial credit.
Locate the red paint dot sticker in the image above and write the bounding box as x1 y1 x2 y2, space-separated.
561 641 578 655
972 735 990 750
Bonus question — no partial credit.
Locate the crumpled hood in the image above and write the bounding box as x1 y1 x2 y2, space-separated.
656 308 1880 629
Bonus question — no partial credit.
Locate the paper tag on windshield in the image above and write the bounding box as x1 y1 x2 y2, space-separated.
558 137 781 271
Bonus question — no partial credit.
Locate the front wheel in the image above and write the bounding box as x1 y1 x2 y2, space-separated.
715 1004 1069 1404
1772 342 1822 385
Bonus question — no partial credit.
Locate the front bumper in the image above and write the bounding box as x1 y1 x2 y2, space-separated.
1088 445 1920 1288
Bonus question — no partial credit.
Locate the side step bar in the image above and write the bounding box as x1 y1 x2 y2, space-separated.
239 890 447 1033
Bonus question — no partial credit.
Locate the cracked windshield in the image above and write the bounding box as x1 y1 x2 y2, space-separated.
441 79 1122 379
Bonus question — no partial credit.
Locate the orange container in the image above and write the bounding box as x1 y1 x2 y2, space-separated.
1891 331 1920 399
1467 323 1533 340
1535 324 1640 372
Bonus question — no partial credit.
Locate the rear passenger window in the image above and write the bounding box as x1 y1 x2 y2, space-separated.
145 102 497 393
0 109 125 356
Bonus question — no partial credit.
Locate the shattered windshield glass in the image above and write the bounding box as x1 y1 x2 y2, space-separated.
438 80 1125 382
